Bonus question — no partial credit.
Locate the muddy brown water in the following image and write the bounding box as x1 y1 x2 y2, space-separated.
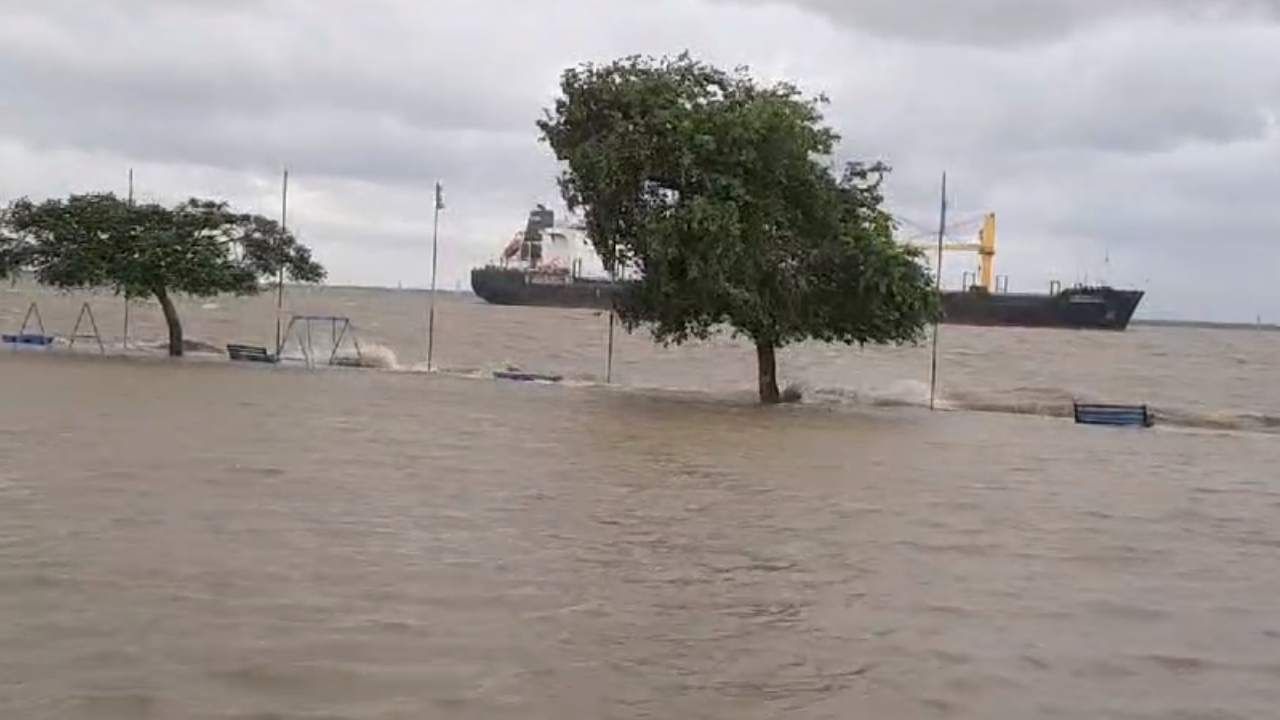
2 284 1279 718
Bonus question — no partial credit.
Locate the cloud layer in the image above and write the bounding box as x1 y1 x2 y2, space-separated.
2 0 1277 320
730 0 1280 44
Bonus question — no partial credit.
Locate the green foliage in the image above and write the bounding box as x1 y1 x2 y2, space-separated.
538 55 939 376
1 193 323 296
1 192 325 356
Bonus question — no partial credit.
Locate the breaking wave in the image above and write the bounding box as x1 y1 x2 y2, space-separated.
340 343 398 370
807 379 938 409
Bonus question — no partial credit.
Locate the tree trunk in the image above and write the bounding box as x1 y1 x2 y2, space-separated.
756 341 780 404
155 288 183 357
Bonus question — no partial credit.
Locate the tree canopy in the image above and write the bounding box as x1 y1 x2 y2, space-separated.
538 54 939 402
0 193 324 356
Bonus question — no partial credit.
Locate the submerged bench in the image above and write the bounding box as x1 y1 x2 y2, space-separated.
1073 402 1153 428
3 333 56 347
227 344 276 363
493 370 563 383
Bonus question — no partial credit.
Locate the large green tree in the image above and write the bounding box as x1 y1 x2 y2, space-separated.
0 193 324 356
539 55 939 403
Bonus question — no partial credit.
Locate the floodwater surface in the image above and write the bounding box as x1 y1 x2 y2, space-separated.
1 285 1279 718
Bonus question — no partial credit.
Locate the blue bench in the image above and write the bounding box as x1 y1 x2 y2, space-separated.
3 333 55 347
1073 403 1153 428
493 370 563 383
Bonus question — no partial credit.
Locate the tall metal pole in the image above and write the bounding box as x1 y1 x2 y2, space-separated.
606 310 615 383
929 172 947 412
605 240 617 383
275 168 288 354
124 169 134 349
426 181 442 371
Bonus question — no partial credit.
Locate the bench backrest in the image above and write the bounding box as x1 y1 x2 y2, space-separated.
1073 403 1152 427
227 344 273 362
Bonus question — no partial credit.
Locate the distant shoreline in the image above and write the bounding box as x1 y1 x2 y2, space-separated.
1133 319 1280 332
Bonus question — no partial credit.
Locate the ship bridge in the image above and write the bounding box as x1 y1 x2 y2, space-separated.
499 205 609 279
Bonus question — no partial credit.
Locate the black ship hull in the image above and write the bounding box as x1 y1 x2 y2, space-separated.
471 267 1144 330
471 267 618 310
940 287 1144 330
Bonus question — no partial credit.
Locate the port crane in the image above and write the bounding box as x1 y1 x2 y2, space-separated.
898 212 998 292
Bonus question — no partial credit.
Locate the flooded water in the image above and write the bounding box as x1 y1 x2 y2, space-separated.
2 283 1279 718
4 282 1279 428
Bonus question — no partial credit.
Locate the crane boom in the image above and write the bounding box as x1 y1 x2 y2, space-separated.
903 212 997 292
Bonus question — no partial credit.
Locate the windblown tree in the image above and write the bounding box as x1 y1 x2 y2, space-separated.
539 55 939 403
0 193 324 356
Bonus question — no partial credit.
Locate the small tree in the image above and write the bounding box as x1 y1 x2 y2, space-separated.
0 193 324 356
539 55 939 403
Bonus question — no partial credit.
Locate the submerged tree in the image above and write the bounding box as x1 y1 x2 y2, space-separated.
539 54 939 403
0 194 324 356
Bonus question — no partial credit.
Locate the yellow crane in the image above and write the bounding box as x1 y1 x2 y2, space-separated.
903 212 998 292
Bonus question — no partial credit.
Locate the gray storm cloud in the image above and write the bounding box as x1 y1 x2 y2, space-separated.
1 0 1276 320
725 0 1280 44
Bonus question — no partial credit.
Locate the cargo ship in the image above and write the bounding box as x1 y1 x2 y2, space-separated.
471 207 1144 330
470 205 621 309
941 286 1143 330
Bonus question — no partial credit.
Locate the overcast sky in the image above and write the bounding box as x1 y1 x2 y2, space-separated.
2 0 1277 320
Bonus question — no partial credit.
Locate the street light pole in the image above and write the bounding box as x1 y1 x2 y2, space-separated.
929 172 947 412
426 181 443 371
275 168 289 355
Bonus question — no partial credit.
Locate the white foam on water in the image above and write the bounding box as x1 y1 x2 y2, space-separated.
807 378 939 410
874 379 937 407
338 343 399 370
397 361 487 378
